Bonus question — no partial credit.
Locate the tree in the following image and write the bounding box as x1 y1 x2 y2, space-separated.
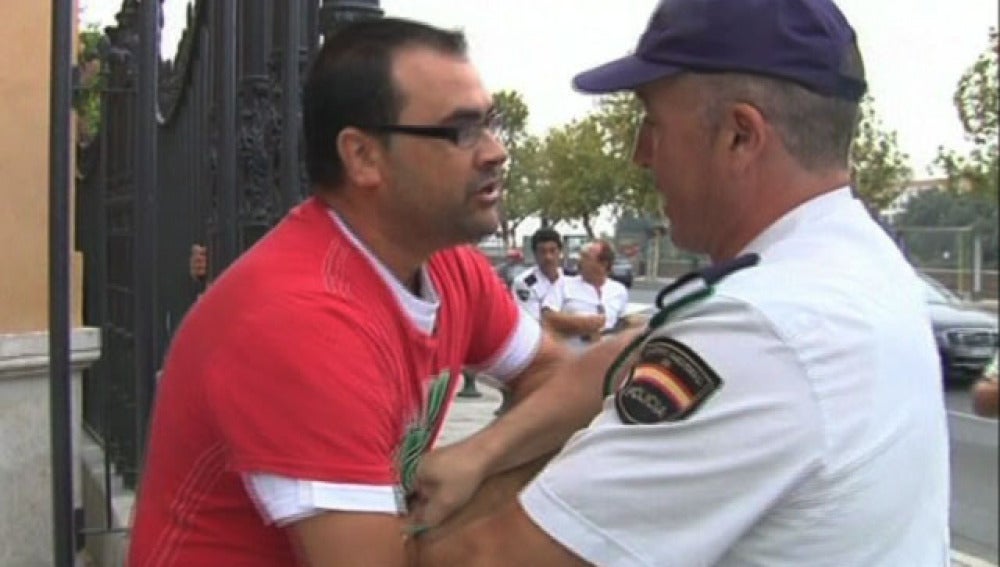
935 27 998 201
536 117 620 237
492 90 535 246
503 134 544 243
532 94 658 238
896 188 998 269
591 93 659 216
850 95 912 211
76 23 105 145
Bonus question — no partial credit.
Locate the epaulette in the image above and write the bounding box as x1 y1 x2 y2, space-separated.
602 253 760 397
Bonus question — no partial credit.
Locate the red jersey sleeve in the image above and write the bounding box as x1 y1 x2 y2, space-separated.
451 247 523 367
208 297 405 485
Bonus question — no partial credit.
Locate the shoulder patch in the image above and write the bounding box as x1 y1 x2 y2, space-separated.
615 337 722 425
523 273 538 286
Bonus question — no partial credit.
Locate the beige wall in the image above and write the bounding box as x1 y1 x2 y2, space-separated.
0 2 82 333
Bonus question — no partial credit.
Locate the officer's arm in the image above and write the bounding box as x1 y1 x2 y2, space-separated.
290 512 414 566
442 331 637 494
419 500 587 567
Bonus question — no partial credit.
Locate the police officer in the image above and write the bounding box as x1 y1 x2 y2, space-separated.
511 228 564 320
414 0 949 564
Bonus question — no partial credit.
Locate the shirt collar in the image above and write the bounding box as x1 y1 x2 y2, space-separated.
326 208 440 306
740 186 854 256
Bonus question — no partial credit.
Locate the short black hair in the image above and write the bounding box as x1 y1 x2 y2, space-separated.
302 18 467 189
530 228 562 253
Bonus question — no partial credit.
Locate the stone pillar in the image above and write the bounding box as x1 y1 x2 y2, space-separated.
0 328 100 566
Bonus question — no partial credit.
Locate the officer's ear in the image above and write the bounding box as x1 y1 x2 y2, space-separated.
717 102 766 169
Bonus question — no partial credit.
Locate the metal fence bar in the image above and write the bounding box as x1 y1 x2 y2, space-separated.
220 0 239 266
134 0 159 467
281 0 303 211
48 0 74 562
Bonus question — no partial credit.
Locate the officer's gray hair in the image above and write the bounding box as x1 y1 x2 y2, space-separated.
692 42 865 172
694 73 859 171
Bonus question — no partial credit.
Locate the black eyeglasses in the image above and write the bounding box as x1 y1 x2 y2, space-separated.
368 111 505 149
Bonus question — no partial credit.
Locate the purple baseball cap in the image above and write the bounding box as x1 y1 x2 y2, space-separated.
573 0 866 101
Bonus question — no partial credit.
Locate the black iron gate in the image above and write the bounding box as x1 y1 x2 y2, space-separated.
74 0 383 525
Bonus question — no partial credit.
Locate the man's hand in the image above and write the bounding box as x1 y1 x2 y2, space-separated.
972 377 999 418
413 456 558 566
580 314 606 335
410 438 491 531
189 244 208 281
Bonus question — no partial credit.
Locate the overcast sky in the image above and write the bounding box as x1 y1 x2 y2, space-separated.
81 0 998 176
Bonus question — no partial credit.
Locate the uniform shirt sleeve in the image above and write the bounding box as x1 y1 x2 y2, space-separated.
519 296 824 567
210 298 405 490
510 275 530 302
510 275 540 317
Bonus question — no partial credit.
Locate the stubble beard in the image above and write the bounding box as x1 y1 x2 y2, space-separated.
453 177 501 244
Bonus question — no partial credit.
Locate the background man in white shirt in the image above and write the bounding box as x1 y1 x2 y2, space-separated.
541 240 629 349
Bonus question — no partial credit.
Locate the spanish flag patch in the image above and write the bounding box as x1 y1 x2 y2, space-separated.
615 337 722 424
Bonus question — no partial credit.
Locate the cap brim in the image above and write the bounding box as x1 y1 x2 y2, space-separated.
572 54 683 94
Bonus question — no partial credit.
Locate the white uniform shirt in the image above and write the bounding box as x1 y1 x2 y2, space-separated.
511 266 561 321
542 274 630 348
520 188 950 566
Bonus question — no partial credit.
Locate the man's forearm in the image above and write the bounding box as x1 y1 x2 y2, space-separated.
464 332 638 478
542 310 598 337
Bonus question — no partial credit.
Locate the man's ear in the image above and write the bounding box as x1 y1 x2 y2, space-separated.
336 127 386 188
724 103 767 164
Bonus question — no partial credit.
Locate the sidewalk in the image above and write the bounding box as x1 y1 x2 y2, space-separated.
437 380 505 446
437 383 998 567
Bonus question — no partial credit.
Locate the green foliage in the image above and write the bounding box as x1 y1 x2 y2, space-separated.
503 134 544 237
531 93 658 235
935 27 999 201
76 24 104 145
493 89 529 149
850 95 912 210
896 189 998 269
591 93 658 215
535 118 608 237
493 90 537 245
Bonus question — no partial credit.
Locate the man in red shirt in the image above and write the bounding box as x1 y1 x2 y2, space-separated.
127 18 620 567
